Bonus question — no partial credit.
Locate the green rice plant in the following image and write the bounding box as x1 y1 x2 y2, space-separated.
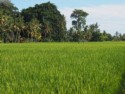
0 42 125 94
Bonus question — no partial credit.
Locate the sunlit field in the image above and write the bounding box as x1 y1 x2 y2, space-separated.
0 42 125 94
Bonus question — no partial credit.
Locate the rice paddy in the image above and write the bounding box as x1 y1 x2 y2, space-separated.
0 42 125 94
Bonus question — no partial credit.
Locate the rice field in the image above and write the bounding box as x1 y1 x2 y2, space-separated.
0 42 125 94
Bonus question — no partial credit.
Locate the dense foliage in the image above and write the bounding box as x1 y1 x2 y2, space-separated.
21 2 66 42
0 0 125 43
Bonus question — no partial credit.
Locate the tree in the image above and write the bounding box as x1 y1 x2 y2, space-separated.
0 0 20 43
121 34 125 41
113 31 121 41
85 31 92 41
0 0 17 15
71 9 88 32
89 23 102 41
12 15 25 42
28 18 41 41
21 2 66 41
0 14 14 43
100 30 113 41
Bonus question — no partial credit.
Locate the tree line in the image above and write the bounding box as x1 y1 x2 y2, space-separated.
0 0 125 43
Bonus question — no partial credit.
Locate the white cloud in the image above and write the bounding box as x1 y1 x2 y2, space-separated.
60 4 125 35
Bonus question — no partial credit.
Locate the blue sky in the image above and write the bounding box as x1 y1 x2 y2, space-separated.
11 0 125 10
11 0 125 35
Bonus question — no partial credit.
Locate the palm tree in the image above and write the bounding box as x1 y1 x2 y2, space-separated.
12 15 25 42
0 14 13 43
26 18 41 42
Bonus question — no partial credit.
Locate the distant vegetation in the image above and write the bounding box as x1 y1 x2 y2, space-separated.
0 0 125 43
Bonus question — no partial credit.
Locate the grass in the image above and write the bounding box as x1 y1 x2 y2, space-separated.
0 42 125 94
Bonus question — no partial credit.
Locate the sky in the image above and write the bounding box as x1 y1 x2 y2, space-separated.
11 0 125 35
